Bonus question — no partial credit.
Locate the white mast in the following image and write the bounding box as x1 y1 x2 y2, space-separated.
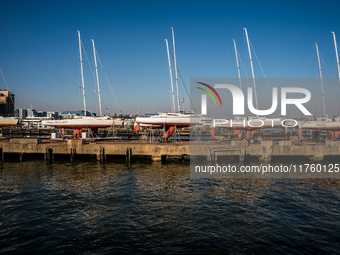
78 30 86 116
165 39 176 113
91 39 102 116
244 27 258 110
332 32 340 83
233 38 242 91
171 27 180 112
315 41 326 118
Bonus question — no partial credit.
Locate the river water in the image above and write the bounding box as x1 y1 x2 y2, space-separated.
1 159 340 254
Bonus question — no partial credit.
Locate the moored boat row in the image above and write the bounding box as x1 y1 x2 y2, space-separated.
5 29 340 142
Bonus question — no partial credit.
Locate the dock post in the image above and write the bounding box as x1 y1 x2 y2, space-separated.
70 148 76 162
207 149 212 162
125 148 128 164
45 148 53 161
311 147 325 162
239 149 245 162
259 141 273 162
19 152 23 162
126 148 132 164
98 147 105 161
212 151 216 165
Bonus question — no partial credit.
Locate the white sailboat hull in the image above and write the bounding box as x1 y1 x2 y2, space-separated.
135 113 204 128
300 120 340 130
0 117 18 127
42 117 113 129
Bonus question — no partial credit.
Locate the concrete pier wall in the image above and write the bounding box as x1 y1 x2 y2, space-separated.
0 139 340 162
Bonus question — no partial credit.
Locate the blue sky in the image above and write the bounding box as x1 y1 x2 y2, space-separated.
1 0 340 116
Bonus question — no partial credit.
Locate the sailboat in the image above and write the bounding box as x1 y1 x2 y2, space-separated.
299 37 340 139
213 28 282 142
42 31 113 136
135 28 204 138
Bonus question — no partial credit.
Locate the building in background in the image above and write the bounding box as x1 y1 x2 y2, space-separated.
60 110 96 119
36 111 47 117
0 90 15 117
18 109 27 119
47 111 59 119
26 109 38 118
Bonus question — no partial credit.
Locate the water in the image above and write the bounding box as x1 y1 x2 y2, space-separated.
1 159 340 254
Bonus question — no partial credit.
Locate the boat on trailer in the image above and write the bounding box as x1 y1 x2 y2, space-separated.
299 35 340 140
0 116 18 127
211 28 282 142
135 28 204 138
42 31 113 137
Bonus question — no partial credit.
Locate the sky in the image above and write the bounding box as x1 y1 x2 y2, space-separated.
1 0 340 117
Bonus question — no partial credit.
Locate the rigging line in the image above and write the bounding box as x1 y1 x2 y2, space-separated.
237 51 249 78
167 47 196 113
249 40 271 89
82 41 96 82
237 50 253 88
90 41 102 115
0 67 14 105
96 51 122 113
175 67 196 113
99 93 110 115
320 53 332 78
220 43 233 77
142 41 165 111
320 53 340 109
324 36 332 58
91 47 109 115
302 43 314 78
80 40 96 114
58 33 77 88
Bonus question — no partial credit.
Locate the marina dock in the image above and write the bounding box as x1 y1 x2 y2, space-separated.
0 138 340 163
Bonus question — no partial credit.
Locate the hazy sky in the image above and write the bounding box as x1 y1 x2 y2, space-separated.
1 0 340 116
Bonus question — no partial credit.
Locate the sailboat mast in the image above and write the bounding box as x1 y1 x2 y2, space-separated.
332 32 340 83
171 27 180 112
91 39 102 116
78 30 86 116
233 38 242 91
244 28 258 110
315 41 326 118
165 39 176 113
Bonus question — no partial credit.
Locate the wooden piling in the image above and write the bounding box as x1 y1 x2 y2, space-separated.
239 149 245 162
45 148 53 161
98 147 105 161
70 148 76 162
126 148 132 164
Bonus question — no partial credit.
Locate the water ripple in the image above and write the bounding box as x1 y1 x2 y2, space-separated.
0 160 339 254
